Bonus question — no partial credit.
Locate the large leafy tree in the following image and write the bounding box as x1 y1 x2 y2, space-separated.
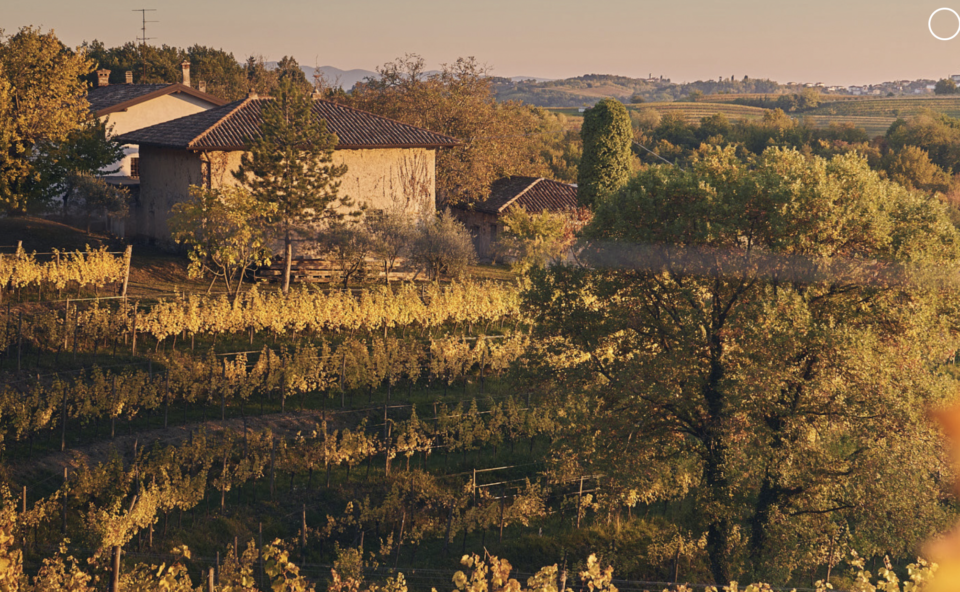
0 27 94 211
233 78 352 293
524 146 960 584
34 117 124 209
347 54 549 205
577 98 632 208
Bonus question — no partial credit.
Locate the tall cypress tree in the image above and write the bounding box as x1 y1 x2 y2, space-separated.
577 98 633 208
234 78 351 293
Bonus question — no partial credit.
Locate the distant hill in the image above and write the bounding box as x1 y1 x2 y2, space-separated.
264 62 378 89
493 74 792 107
311 66 378 89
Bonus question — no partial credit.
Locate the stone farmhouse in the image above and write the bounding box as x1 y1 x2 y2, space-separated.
451 176 579 260
116 94 459 244
87 62 226 183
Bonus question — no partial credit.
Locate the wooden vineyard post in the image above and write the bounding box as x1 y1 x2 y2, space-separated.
60 385 67 452
576 476 584 529
21 486 26 549
270 438 276 499
61 468 68 534
110 377 117 439
480 348 485 394
394 509 406 569
443 504 453 556
17 311 22 373
221 360 227 421
280 360 286 413
63 300 70 352
120 245 132 299
207 567 215 592
164 371 169 429
300 504 307 561
131 302 139 356
258 522 264 588
340 352 346 408
110 546 121 592
499 482 506 542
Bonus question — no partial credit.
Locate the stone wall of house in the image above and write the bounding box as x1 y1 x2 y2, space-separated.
130 146 439 246
211 147 437 217
129 146 204 243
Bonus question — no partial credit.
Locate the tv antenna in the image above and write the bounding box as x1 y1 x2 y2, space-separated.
132 9 157 82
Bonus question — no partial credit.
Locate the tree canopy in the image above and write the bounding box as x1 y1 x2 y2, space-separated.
0 27 96 211
345 54 551 205
523 146 960 584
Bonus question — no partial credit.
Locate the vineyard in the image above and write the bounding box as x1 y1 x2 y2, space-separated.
2 219 951 592
803 96 960 119
628 102 770 123
700 93 865 103
795 114 896 137
0 244 673 591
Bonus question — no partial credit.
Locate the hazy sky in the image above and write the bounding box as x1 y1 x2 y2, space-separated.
7 0 960 85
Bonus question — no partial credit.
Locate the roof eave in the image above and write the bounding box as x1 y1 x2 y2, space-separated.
180 143 458 151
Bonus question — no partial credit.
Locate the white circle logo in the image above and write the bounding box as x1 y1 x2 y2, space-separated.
930 7 960 40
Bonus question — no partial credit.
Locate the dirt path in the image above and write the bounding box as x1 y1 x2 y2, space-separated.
13 409 344 481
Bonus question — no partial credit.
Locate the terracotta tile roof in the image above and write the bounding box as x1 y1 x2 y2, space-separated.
86 83 226 117
115 96 459 150
469 176 579 215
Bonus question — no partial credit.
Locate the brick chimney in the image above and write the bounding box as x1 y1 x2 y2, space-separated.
125 71 134 84
96 69 110 87
198 80 206 93
181 61 190 87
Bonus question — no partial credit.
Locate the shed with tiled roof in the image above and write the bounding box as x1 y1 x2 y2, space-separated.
452 176 580 260
116 93 459 244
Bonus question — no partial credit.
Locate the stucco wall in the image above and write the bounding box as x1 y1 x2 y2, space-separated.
209 147 437 217
130 146 204 242
134 146 438 245
99 93 216 177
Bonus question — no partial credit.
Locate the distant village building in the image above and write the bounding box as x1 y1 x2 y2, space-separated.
116 94 458 243
451 176 579 260
88 62 226 182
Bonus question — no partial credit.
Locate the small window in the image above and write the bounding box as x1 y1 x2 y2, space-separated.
130 157 140 179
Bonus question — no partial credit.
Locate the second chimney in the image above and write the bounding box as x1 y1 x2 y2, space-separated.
96 69 110 87
125 71 134 84
181 61 190 87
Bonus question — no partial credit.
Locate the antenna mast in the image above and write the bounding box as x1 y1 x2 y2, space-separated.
132 9 157 82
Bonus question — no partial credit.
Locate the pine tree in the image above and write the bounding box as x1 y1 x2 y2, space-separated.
234 78 352 293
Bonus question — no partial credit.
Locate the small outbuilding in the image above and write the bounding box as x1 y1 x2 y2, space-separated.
452 176 579 260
